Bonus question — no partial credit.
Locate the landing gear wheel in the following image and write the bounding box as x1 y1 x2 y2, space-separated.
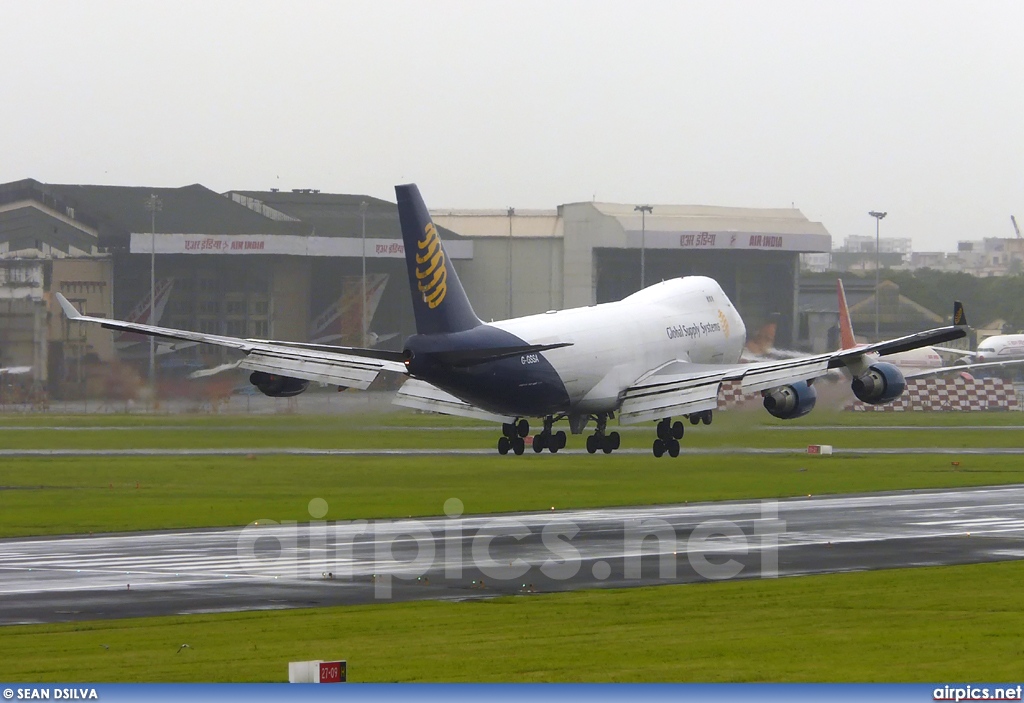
512 436 525 455
672 421 684 440
689 414 701 425
608 431 621 450
498 436 511 455
653 438 665 458
555 431 566 450
657 419 671 441
516 419 530 437
602 437 614 454
701 410 713 425
533 434 546 453
667 439 680 458
586 435 598 454
502 422 515 436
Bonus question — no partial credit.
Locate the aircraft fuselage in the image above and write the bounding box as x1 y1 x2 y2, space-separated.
404 276 747 418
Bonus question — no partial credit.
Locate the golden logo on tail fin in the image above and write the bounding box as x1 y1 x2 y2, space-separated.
953 302 965 326
415 223 448 309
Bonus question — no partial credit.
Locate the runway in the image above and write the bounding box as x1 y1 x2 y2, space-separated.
5 447 1024 457
2 484 1024 624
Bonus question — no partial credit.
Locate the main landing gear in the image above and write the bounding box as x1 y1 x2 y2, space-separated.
585 413 620 455
533 416 567 454
497 418 529 455
652 410 712 458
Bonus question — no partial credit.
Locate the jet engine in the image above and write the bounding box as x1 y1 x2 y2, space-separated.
762 380 817 420
249 371 310 398
851 362 906 405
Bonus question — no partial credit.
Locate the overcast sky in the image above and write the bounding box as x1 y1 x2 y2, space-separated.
3 0 1022 251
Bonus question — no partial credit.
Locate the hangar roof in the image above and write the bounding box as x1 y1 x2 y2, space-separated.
230 190 466 240
0 179 303 253
586 202 831 237
44 182 300 238
430 209 562 239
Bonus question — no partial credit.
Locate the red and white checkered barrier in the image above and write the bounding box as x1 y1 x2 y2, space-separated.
716 378 1020 412
718 380 757 410
845 378 1019 412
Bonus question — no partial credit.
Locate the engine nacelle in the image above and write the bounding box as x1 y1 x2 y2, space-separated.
249 371 310 398
850 362 906 405
762 380 817 420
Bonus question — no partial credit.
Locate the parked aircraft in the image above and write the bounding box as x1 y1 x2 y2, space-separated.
57 184 968 457
956 333 1024 365
832 279 1024 380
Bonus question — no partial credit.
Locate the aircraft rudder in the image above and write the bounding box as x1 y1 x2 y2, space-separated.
394 184 480 335
837 279 857 349
953 300 967 327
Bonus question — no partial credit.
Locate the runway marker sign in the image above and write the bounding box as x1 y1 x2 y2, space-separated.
288 659 347 683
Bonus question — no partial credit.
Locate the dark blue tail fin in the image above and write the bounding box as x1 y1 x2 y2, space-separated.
395 184 481 335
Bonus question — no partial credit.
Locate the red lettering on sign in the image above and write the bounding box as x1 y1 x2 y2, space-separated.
319 661 345 683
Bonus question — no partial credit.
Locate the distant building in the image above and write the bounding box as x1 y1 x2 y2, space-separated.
826 235 912 272
806 230 1024 278
435 202 832 346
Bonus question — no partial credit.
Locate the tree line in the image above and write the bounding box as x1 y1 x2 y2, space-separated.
804 269 1024 333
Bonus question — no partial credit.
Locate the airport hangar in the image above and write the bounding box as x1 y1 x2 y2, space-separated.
0 178 830 392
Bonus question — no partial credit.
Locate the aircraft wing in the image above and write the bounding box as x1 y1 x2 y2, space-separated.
619 323 967 424
904 357 1024 380
394 378 514 423
56 293 407 389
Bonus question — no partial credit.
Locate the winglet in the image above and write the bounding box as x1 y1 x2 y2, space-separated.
55 293 82 320
953 300 967 327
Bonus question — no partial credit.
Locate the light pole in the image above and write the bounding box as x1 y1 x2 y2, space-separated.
635 205 653 289
868 210 887 339
144 194 162 388
359 201 368 346
507 207 514 318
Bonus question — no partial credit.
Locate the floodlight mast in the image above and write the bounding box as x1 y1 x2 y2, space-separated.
868 210 887 339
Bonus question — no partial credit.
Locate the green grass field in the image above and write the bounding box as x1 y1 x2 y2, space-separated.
1 453 1023 538
2 560 1023 682
2 408 1023 682
2 407 1023 450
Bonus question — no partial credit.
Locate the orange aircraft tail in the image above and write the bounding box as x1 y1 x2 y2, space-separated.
837 279 857 350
